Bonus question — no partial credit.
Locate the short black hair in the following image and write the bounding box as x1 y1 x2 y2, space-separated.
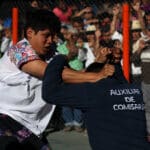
86 62 105 73
98 12 112 21
99 39 114 48
71 17 83 24
24 9 61 38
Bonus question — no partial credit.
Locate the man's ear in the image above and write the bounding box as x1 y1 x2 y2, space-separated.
26 28 35 39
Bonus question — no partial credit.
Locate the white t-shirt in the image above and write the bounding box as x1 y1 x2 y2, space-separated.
0 38 55 136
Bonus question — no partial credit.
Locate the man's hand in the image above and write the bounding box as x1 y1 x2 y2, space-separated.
98 64 115 79
94 47 112 63
62 64 115 83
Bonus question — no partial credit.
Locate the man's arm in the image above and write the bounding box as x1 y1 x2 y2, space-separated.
42 55 89 109
62 62 115 83
42 55 115 108
21 56 114 82
21 59 48 79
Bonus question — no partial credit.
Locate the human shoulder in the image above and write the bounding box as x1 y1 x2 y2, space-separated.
7 38 40 68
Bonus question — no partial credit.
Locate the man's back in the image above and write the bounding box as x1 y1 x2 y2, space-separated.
84 81 149 150
42 55 150 150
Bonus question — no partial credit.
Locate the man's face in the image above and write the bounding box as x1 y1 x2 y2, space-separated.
86 32 95 42
62 28 78 42
131 30 141 42
59 1 67 11
145 15 150 25
101 17 111 27
27 28 54 56
114 40 122 49
111 47 122 63
4 28 11 38
31 0 39 8
101 32 111 42
84 10 93 20
72 22 83 32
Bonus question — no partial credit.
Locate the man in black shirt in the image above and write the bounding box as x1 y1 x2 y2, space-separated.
42 55 150 150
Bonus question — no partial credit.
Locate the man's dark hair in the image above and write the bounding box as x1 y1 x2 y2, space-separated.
71 17 83 24
86 62 105 73
24 9 61 38
100 39 114 48
98 12 112 21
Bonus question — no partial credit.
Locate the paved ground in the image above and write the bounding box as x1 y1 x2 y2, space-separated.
46 130 91 150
